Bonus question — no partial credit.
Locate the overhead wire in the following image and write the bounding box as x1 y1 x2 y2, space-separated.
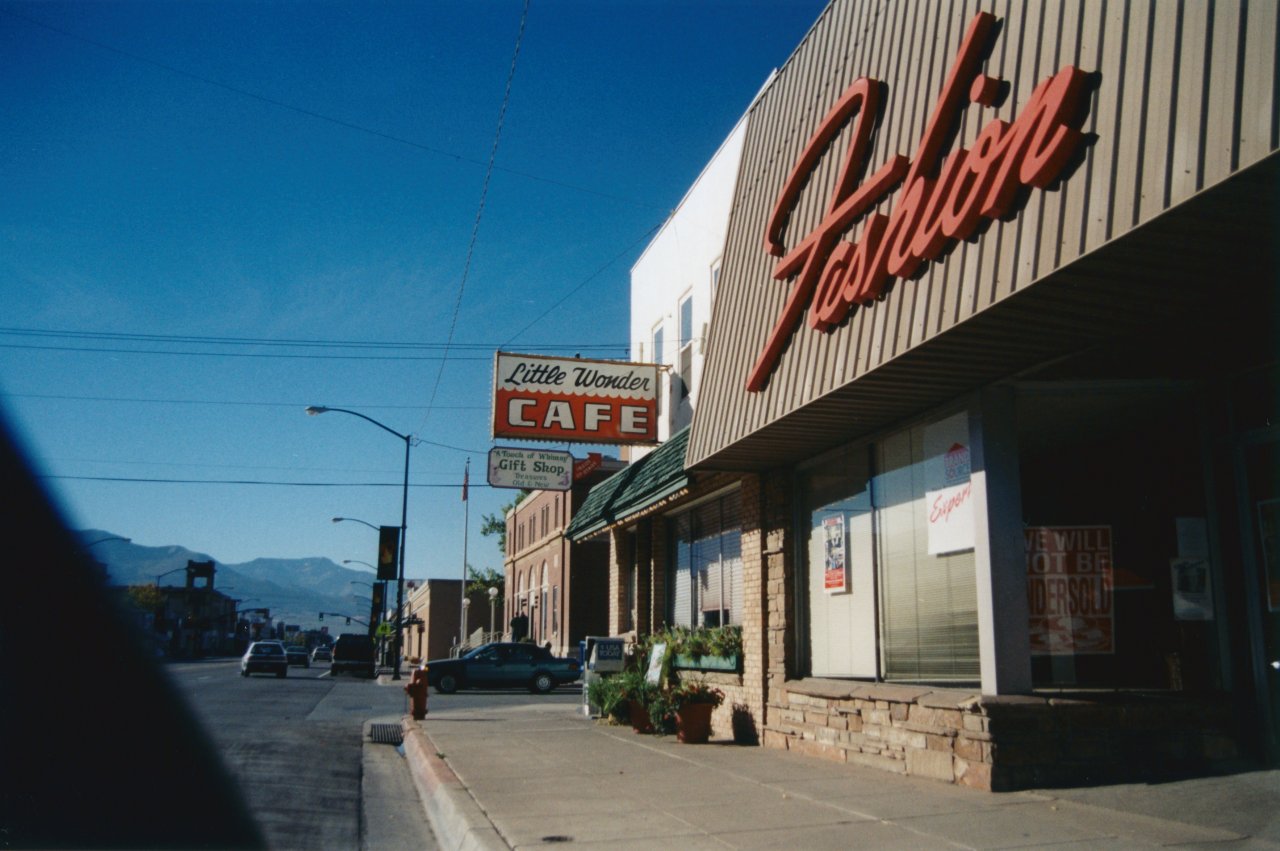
0 6 665 211
418 0 528 435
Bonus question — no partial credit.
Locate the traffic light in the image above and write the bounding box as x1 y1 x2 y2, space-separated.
377 526 399 581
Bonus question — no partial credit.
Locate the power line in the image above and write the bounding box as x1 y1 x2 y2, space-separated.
38 474 482 488
0 392 486 410
421 0 528 435
0 327 628 352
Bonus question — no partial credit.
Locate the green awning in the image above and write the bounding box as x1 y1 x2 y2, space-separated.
565 427 690 541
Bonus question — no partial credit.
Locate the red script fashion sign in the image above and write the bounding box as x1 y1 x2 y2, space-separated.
747 12 1092 392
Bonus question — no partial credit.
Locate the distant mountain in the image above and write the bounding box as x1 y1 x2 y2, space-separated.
77 529 385 631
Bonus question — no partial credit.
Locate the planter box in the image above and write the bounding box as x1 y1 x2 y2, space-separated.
673 653 739 672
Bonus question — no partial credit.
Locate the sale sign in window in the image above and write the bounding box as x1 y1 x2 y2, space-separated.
1025 526 1115 656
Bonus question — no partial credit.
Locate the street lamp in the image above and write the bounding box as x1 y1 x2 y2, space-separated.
307 405 411 681
344 561 376 572
84 535 131 548
153 566 187 587
488 585 499 640
332 516 380 532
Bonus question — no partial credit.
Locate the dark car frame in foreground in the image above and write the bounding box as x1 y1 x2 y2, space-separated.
426 642 581 694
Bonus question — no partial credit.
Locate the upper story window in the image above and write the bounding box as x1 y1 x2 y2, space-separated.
678 294 694 401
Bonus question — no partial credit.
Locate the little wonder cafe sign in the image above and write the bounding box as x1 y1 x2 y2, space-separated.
492 352 659 445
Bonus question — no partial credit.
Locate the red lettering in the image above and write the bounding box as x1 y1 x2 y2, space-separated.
748 11 1093 392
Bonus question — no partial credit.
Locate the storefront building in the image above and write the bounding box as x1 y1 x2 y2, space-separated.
687 0 1280 789
503 456 624 657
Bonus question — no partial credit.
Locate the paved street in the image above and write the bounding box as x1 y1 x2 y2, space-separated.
164 658 435 851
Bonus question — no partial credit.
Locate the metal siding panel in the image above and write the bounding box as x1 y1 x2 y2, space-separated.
1203 1 1244 183
1240 0 1279 165
1086 0 1131 249
1012 0 1050 291
1141 1 1180 221
1113 0 1154 233
1170 0 1212 204
1058 0 1104 266
1035 0 1076 275
991 0 1035 299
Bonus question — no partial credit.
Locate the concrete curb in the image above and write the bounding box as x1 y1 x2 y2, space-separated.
400 716 507 851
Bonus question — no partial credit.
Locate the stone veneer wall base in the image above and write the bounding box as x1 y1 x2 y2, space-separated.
766 679 1242 792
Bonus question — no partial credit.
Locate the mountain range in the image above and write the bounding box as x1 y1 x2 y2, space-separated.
78 529 396 630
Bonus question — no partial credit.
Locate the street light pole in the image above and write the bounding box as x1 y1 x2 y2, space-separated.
307 405 412 680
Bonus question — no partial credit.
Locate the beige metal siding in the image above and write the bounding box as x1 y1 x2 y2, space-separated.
690 0 1280 470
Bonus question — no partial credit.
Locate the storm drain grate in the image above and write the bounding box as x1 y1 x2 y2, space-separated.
369 723 403 745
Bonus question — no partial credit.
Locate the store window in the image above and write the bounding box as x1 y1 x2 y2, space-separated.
801 412 979 684
1016 383 1218 690
668 490 743 628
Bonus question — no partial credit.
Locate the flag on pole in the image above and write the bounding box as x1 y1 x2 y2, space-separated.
462 460 469 502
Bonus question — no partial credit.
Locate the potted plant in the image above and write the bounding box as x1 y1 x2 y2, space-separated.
611 669 658 733
671 625 742 671
586 674 629 725
670 681 723 743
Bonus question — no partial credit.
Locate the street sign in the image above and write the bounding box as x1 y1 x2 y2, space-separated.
487 446 573 491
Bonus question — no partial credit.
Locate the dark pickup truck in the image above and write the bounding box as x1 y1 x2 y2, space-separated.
330 633 376 677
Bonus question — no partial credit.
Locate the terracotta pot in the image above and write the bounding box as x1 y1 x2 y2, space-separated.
675 701 714 744
629 700 654 734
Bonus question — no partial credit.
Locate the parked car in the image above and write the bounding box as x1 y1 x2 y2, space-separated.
330 633 376 677
426 642 581 695
285 646 310 667
311 646 332 663
240 641 287 678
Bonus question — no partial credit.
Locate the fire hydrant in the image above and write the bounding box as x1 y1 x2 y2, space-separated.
405 665 429 720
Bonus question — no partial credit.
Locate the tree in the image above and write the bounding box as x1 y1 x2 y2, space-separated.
466 565 504 597
125 584 165 612
479 490 530 554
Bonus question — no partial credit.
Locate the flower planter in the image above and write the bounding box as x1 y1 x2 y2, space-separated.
675 702 714 743
628 700 654 734
673 653 739 672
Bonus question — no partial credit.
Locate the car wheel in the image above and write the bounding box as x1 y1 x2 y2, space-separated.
241 670 248 678
531 672 555 694
436 673 459 694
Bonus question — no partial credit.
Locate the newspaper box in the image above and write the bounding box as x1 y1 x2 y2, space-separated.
581 636 626 716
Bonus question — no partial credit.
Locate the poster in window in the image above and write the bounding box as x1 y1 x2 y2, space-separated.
1171 558 1214 620
1259 499 1280 611
1025 526 1115 655
822 514 848 594
924 412 974 555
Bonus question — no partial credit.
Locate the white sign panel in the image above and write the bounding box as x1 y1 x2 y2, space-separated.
487 447 573 491
924 411 975 555
492 352 659 444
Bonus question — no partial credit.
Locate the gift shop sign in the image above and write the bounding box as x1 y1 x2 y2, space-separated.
1025 526 1114 656
487 447 573 492
748 11 1093 391
493 352 659 444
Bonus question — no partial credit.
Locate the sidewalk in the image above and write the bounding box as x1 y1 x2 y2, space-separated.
400 697 1280 850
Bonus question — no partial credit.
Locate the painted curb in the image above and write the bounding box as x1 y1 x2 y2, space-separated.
400 716 507 851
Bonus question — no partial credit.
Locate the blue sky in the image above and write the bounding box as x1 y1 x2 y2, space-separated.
0 0 826 587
